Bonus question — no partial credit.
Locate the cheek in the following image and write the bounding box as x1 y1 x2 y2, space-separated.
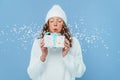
58 25 63 32
48 23 54 29
58 23 63 29
49 23 53 27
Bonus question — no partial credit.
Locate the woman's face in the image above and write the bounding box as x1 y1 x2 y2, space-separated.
48 17 64 33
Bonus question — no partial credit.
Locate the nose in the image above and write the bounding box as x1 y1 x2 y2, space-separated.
54 21 57 26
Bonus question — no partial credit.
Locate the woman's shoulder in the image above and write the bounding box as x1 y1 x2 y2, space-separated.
72 37 79 43
71 37 81 46
33 37 41 44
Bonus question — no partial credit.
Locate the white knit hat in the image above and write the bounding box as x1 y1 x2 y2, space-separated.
45 5 67 24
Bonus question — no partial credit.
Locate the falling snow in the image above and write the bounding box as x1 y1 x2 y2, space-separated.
0 20 111 56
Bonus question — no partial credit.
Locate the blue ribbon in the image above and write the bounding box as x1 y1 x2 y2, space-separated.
52 33 60 47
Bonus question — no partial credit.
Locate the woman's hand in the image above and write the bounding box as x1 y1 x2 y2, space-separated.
40 38 48 62
62 38 70 57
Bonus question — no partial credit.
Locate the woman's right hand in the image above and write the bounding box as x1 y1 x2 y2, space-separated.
40 38 48 62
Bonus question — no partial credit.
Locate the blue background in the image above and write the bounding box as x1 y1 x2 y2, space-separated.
0 0 120 80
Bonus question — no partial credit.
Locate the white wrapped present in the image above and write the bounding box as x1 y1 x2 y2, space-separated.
44 33 64 48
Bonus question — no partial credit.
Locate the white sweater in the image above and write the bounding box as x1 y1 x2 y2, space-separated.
27 37 86 80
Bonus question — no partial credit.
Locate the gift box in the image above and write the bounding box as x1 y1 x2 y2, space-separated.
44 33 65 48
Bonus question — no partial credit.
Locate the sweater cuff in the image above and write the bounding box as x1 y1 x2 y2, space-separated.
39 57 47 64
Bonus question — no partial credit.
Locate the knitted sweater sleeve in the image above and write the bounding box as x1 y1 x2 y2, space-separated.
27 38 46 79
62 37 86 78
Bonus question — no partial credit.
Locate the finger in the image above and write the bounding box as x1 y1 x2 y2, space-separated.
64 39 70 46
41 38 44 44
64 42 70 48
65 46 70 51
65 46 70 50
40 38 43 42
40 38 44 43
41 42 45 48
65 39 70 45
65 38 69 43
64 44 69 49
40 38 45 46
64 46 69 51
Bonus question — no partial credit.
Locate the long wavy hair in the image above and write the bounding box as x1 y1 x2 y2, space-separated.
39 21 73 47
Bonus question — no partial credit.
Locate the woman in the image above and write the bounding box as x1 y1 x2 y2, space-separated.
27 5 86 80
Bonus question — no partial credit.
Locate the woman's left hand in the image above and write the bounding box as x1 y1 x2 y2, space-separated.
62 38 70 57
